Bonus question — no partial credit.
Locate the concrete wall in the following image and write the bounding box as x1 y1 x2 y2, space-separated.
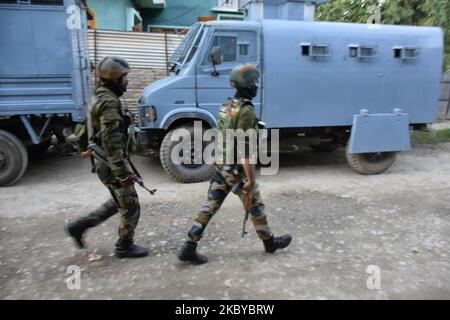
142 0 217 29
87 0 136 31
122 68 167 115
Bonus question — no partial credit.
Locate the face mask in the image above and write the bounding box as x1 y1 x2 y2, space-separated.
120 75 128 94
248 85 258 98
119 82 127 95
236 85 258 100
101 78 126 97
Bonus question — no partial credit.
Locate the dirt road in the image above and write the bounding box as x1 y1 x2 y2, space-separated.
1 143 449 299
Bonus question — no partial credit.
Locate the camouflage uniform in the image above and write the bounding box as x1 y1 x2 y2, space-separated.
187 98 273 242
84 85 140 243
178 63 291 264
66 56 147 258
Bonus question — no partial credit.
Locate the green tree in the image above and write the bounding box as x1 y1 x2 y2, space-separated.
317 0 450 71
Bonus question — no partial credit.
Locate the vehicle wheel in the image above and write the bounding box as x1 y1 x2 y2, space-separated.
160 124 214 183
0 130 29 186
310 141 340 152
346 144 397 175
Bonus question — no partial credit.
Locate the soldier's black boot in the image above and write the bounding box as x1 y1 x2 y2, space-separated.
64 218 92 249
114 238 148 259
177 241 208 265
263 234 292 253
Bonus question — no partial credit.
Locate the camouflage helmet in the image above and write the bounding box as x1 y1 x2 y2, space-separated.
97 56 130 81
229 64 260 89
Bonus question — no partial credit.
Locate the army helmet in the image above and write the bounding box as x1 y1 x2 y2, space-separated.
97 56 130 81
229 64 260 89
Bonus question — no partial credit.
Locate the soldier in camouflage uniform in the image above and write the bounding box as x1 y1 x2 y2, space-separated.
177 64 292 265
65 56 148 259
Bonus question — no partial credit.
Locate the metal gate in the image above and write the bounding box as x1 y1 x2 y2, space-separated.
87 29 183 71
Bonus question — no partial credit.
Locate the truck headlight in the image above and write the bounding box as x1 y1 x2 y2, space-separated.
145 106 157 123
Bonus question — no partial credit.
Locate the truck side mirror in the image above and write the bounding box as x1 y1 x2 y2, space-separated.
210 46 221 77
211 46 222 65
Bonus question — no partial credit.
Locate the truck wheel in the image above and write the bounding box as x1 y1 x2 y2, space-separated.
0 130 29 186
310 142 340 152
160 125 214 183
346 145 397 175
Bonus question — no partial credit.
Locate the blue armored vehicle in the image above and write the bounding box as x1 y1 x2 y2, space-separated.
0 0 91 186
137 0 444 182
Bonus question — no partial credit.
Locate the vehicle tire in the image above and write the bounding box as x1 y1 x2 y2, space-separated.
0 130 29 186
345 144 397 175
310 141 340 152
160 124 214 183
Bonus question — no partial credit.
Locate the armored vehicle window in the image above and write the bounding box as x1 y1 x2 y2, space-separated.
393 46 420 60
312 45 329 56
394 48 402 59
203 30 257 65
300 43 330 58
171 23 203 65
405 47 420 59
0 0 64 5
235 31 257 62
360 46 377 58
214 36 237 62
30 0 64 5
348 44 377 59
349 46 358 58
301 44 310 56
239 43 249 56
184 28 205 64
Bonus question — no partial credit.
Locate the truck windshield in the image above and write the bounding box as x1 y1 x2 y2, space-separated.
170 23 204 65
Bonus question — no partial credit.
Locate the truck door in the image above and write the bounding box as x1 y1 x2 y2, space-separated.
196 27 261 121
70 1 92 123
